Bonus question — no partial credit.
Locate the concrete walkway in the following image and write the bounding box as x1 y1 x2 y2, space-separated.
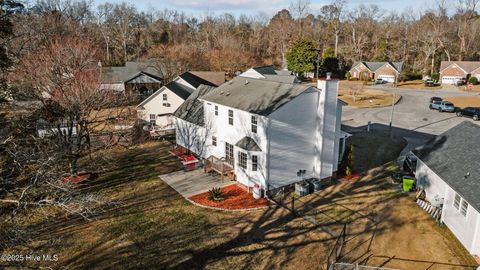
159 169 234 198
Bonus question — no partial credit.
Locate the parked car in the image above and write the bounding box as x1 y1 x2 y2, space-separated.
425 79 435 87
430 96 442 103
455 78 466 86
430 101 455 112
374 78 386 84
456 107 480 121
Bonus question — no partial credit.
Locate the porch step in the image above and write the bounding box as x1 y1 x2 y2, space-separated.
416 199 441 220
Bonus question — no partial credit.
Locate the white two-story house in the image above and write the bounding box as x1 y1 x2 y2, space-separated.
174 75 347 191
136 71 222 134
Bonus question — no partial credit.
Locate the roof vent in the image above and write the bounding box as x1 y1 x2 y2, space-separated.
229 80 233 85
226 92 230 96
219 91 224 95
245 80 249 85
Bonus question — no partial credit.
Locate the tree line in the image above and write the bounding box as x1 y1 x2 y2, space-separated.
4 0 480 80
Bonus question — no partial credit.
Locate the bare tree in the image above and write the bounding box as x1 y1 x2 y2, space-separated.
321 0 346 56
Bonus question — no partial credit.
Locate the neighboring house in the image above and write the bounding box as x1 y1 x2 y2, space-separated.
439 61 480 84
36 119 77 138
175 75 349 191
412 121 480 257
240 65 299 84
101 60 164 99
136 72 219 133
349 61 404 82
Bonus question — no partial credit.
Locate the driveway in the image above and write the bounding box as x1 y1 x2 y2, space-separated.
159 169 233 198
342 85 480 153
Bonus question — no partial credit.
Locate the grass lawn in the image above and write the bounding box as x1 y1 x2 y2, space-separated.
338 89 402 108
1 139 477 270
0 141 333 270
444 96 480 108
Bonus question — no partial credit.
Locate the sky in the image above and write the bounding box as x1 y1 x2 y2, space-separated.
92 0 439 17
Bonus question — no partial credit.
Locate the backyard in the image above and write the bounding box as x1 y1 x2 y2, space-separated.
0 139 477 269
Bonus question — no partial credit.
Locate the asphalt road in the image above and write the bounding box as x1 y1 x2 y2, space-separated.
341 85 480 155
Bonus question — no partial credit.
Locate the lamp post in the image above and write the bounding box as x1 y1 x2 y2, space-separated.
389 74 399 137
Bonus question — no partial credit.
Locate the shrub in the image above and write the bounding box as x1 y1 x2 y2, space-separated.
345 71 351 80
431 72 440 82
208 187 225 201
469 76 478 85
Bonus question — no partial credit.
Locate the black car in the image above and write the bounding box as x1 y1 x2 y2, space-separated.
430 96 442 103
456 107 480 121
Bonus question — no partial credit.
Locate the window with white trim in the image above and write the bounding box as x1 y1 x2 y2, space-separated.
251 115 257 133
163 93 167 101
252 155 258 171
149 114 156 125
238 152 247 169
454 193 461 210
215 105 218 116
461 200 469 216
228 109 233 125
212 136 217 146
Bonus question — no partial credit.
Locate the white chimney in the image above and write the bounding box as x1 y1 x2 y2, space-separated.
314 78 340 179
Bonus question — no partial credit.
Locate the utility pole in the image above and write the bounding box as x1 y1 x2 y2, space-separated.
389 74 398 137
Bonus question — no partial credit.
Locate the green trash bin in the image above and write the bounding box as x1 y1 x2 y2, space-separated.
402 176 415 192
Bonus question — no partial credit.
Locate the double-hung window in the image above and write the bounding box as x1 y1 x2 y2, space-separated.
149 114 156 125
212 136 217 146
163 93 167 101
228 109 234 125
215 105 218 116
454 193 469 217
238 152 247 169
252 155 258 171
251 116 258 133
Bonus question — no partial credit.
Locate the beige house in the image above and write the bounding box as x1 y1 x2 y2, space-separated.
439 61 480 84
136 72 223 134
349 61 404 82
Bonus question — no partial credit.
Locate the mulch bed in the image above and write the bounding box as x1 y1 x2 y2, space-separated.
189 184 269 210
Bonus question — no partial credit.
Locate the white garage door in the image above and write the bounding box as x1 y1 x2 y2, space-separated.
378 75 395 82
441 76 463 84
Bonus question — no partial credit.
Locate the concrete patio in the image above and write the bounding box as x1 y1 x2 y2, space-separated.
159 169 234 198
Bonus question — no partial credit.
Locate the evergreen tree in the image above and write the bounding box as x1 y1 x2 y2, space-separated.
286 38 318 76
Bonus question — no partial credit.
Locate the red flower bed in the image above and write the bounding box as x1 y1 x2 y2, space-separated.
189 184 269 210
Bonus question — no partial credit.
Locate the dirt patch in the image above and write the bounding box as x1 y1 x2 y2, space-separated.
189 184 269 210
444 96 480 108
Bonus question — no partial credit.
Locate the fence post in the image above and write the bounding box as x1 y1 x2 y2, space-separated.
291 196 295 215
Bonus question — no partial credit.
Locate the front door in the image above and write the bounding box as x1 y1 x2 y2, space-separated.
225 142 234 166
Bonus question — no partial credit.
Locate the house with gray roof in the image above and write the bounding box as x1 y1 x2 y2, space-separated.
240 65 298 84
349 61 404 83
439 61 480 84
174 74 349 191
136 72 219 136
412 121 480 257
101 60 164 99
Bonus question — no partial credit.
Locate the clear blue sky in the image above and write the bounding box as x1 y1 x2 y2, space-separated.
93 0 439 17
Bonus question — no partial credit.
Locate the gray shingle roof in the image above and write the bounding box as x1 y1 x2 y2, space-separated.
235 136 262 152
351 61 404 73
174 85 216 126
200 76 314 116
413 121 480 212
102 60 164 83
253 65 277 75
